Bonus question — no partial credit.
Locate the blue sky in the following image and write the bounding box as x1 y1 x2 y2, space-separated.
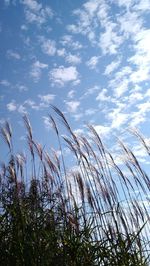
0 0 150 162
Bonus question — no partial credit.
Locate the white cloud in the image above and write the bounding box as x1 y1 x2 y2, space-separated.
104 59 121 75
86 56 99 69
96 88 110 101
57 48 66 57
17 84 28 91
24 96 55 110
65 53 81 64
81 85 100 99
108 66 132 97
22 0 53 26
83 0 100 16
60 35 83 50
7 101 17 111
135 0 150 11
118 11 142 38
38 94 55 104
128 29 150 84
65 100 80 113
116 0 136 9
30 60 48 82
111 113 129 129
7 50 21 60
43 116 52 130
73 128 85 136
49 66 79 86
67 90 75 99
24 99 38 109
128 91 143 104
18 105 27 114
99 21 124 55
85 108 97 116
93 124 111 137
137 102 150 114
130 112 146 127
22 0 41 12
114 79 129 98
0 80 10 86
40 37 56 56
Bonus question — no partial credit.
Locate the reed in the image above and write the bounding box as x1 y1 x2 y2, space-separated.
0 108 149 265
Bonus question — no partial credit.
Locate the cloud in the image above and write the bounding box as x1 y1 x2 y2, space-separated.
65 53 81 64
18 105 27 114
4 0 10 6
93 124 111 137
86 56 99 69
81 85 100 99
60 35 83 50
38 94 55 106
57 48 66 57
22 0 42 12
24 95 55 110
38 94 55 103
65 100 80 113
7 50 21 60
104 59 121 75
30 60 48 82
17 84 28 91
135 0 150 11
96 88 110 101
49 66 80 86
43 116 51 130
67 0 102 37
22 0 53 26
111 112 129 129
0 79 10 86
67 0 123 54
108 66 132 97
99 21 124 55
128 29 150 83
85 108 97 116
67 90 75 99
7 101 17 111
116 0 136 9
39 37 56 56
24 99 38 110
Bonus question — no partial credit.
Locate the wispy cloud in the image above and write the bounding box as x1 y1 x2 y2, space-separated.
96 88 111 102
65 100 80 113
67 90 75 99
7 101 27 113
7 50 21 60
0 80 10 87
22 0 53 26
104 59 121 76
86 56 100 69
30 60 48 82
65 53 81 64
7 101 17 111
93 124 111 137
49 66 80 86
39 36 56 56
60 35 83 50
38 94 55 107
81 85 100 99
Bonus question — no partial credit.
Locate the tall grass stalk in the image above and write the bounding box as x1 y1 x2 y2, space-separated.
0 108 150 265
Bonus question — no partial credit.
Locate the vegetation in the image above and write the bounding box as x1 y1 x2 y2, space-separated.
0 107 150 265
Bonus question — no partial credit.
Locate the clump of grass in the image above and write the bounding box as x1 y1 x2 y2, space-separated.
0 107 150 265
